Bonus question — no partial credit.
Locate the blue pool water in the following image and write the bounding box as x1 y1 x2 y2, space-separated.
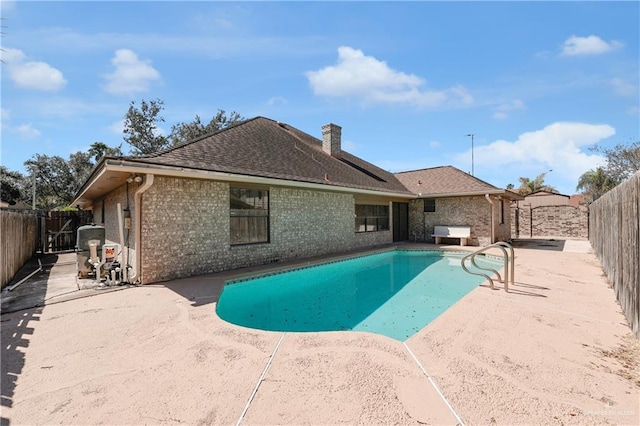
216 250 501 341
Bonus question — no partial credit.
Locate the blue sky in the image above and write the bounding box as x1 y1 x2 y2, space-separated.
1 1 638 195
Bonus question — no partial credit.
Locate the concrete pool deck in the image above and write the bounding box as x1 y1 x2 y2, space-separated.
1 240 638 425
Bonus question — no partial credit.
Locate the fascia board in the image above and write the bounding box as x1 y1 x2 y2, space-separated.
103 160 416 199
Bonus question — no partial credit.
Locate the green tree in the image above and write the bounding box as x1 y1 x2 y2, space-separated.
25 154 78 210
516 172 557 195
0 166 26 205
24 142 122 209
122 99 245 153
576 167 619 202
88 141 123 162
168 110 244 146
123 98 169 155
594 141 640 182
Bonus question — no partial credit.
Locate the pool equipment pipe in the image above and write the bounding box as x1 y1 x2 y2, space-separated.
88 240 103 285
7 259 42 292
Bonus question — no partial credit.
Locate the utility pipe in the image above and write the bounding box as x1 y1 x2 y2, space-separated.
485 194 495 244
117 202 126 281
8 259 42 292
128 174 154 284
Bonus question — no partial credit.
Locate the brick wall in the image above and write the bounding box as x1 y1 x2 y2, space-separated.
494 198 511 243
97 182 139 278
408 196 505 246
98 176 520 282
141 177 226 283
511 205 588 239
128 176 393 283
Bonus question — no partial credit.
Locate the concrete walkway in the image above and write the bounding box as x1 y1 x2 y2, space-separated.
1 253 127 314
1 240 638 425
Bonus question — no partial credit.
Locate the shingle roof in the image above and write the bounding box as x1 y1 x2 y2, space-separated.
394 166 505 196
118 117 412 195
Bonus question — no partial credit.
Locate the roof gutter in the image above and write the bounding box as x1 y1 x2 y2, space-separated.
97 159 416 199
416 189 507 198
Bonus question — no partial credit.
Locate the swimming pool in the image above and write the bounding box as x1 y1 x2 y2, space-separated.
216 250 501 341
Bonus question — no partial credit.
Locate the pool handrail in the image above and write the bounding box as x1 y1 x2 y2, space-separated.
461 242 514 292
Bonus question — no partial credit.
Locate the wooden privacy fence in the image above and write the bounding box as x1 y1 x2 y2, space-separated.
589 172 640 338
43 210 92 253
1 209 39 289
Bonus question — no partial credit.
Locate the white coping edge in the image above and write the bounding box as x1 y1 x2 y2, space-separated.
403 342 466 426
236 332 287 426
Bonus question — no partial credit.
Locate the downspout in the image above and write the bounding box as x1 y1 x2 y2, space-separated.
117 202 126 280
485 194 495 244
129 174 154 284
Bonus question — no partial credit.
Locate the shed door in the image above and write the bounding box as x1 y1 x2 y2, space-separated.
392 202 409 242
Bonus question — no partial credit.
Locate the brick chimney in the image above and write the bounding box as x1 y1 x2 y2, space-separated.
322 123 342 158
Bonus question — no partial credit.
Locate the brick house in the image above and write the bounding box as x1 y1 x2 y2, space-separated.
73 117 520 284
395 166 521 246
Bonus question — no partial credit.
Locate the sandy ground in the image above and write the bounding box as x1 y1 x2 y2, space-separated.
1 241 638 425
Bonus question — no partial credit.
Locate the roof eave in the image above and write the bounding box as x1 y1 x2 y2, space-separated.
414 189 522 199
71 158 110 207
79 159 416 203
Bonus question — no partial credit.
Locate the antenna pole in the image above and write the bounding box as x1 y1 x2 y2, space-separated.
466 134 475 176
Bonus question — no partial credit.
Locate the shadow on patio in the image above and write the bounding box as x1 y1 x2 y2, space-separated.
1 254 57 426
511 238 566 251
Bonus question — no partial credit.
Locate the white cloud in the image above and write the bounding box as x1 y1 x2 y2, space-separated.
22 97 121 119
429 141 442 149
561 35 623 56
0 47 25 63
108 119 125 134
14 123 41 138
0 108 42 139
628 106 640 115
342 139 361 153
0 0 16 13
491 99 525 120
0 108 9 130
267 96 288 106
457 122 613 187
15 27 326 60
610 78 637 97
103 49 161 95
0 47 67 91
497 99 525 111
306 46 473 107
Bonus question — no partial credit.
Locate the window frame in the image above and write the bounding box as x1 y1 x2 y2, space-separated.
355 204 390 233
424 198 436 213
229 187 270 246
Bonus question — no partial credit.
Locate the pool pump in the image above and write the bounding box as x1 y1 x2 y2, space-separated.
76 224 123 287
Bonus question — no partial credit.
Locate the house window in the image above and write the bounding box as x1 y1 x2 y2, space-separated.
355 205 389 232
499 199 505 224
424 198 436 212
230 187 269 245
101 199 105 224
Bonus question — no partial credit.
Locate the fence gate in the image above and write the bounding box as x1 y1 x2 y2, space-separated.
41 211 93 253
